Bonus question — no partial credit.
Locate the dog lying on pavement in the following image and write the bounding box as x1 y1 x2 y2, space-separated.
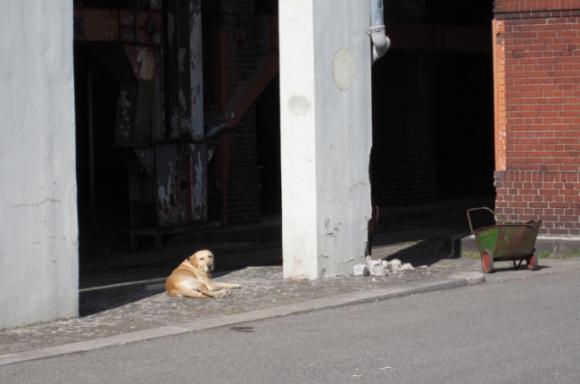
165 249 241 298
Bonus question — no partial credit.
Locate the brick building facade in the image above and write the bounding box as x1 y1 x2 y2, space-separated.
493 0 580 236
205 0 579 236
70 0 578 244
4 0 579 329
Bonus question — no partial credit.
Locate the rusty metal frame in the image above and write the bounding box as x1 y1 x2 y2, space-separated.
74 8 163 45
165 0 204 141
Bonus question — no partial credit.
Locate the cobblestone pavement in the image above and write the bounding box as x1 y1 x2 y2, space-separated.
0 248 479 357
1 234 578 358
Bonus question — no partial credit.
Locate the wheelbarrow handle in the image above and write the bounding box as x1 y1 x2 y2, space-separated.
466 207 498 234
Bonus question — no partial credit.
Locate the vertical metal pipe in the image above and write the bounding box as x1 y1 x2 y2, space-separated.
369 0 390 63
370 0 384 26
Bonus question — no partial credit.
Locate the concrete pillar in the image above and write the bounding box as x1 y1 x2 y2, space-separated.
0 1 78 328
280 0 373 279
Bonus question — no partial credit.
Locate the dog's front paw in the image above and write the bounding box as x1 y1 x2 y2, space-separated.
231 284 241 289
214 289 231 298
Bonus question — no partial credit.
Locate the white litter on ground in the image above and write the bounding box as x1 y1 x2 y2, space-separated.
352 264 370 276
353 257 418 277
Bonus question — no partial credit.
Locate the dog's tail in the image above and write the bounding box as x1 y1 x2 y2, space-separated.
165 278 179 297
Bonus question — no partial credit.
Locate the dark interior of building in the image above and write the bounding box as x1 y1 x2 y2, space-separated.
372 0 494 210
75 44 132 252
72 0 494 313
256 77 281 216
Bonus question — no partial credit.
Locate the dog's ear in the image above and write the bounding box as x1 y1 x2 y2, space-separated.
188 253 199 268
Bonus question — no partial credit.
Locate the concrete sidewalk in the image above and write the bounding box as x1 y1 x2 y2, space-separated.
1 222 578 367
0 263 483 366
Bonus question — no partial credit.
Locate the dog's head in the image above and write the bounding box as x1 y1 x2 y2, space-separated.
188 249 215 273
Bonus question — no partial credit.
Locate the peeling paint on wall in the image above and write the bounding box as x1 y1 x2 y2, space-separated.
332 48 355 91
156 143 207 226
117 89 132 140
288 95 311 116
99 44 162 147
192 147 205 212
323 219 341 239
166 0 204 141
189 1 204 139
156 145 184 226
135 47 156 80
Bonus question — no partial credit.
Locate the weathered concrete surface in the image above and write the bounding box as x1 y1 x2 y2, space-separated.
2 201 578 365
280 0 373 279
0 1 78 329
0 261 479 361
5 267 579 384
1 236 579 366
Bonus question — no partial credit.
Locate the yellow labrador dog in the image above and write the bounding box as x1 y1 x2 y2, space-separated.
165 249 241 298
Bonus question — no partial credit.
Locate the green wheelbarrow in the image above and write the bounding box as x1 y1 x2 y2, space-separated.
467 207 541 273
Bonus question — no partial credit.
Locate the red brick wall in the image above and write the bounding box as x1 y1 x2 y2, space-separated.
495 171 579 235
495 0 580 14
493 4 580 235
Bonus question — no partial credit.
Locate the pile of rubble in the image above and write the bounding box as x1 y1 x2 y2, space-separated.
353 257 419 277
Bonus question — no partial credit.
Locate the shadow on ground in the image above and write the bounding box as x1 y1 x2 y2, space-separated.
80 285 163 316
480 263 551 275
79 246 283 316
370 223 472 267
78 198 489 317
376 237 463 267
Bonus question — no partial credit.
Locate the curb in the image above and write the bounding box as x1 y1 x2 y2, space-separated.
0 272 484 367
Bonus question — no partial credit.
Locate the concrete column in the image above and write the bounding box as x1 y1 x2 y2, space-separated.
0 0 78 328
280 0 373 279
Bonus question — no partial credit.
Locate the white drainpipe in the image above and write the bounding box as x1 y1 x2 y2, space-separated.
369 0 390 63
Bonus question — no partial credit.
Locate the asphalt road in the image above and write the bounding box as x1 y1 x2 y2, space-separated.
3 269 580 384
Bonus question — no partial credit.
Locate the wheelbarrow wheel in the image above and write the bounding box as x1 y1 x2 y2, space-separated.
481 250 494 273
527 252 539 271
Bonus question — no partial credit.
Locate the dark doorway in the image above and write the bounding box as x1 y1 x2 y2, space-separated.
255 0 281 216
371 0 495 231
73 1 169 305
73 1 283 317
256 77 281 215
74 45 130 260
